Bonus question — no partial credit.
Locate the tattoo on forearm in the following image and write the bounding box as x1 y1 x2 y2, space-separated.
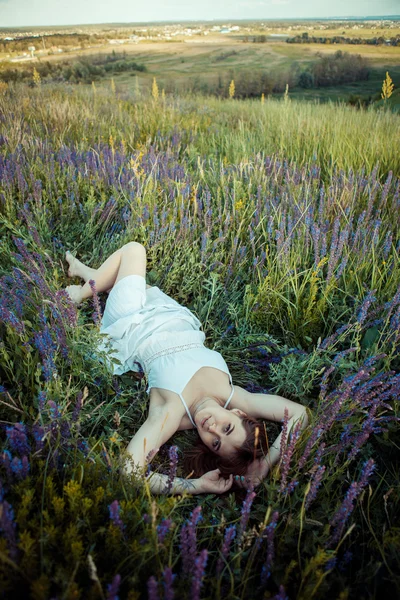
147 472 197 494
174 477 197 490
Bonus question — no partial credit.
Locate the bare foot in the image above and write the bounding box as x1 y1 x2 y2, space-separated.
66 251 86 278
65 284 84 305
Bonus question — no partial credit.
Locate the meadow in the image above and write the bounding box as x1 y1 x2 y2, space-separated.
0 80 399 599
3 22 400 109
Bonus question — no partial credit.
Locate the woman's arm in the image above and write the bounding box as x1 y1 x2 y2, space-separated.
231 386 311 486
122 407 204 495
145 472 200 495
232 385 308 423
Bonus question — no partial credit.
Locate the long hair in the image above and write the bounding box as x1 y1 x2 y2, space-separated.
182 415 269 479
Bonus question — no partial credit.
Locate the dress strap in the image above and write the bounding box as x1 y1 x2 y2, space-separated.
179 393 197 428
223 373 234 409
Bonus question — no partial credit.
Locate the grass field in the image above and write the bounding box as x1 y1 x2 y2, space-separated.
2 24 400 107
0 78 399 598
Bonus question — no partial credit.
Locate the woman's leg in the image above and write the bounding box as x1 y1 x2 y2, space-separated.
65 242 149 304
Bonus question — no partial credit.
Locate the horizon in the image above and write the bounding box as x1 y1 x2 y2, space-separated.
1 15 400 31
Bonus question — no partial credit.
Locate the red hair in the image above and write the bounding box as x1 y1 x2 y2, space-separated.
182 414 269 479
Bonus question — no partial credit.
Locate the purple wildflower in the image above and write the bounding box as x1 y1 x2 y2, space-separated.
33 311 58 381
88 280 102 325
311 222 320 265
6 422 31 456
147 576 160 600
0 305 25 335
319 323 353 351
356 290 377 326
47 400 62 420
54 289 78 328
216 525 237 577
191 549 208 600
165 445 179 494
77 439 90 457
106 574 121 600
382 231 393 259
239 489 256 540
32 424 46 452
333 347 358 364
279 407 289 464
157 518 173 544
279 419 302 494
162 566 176 600
320 231 327 258
260 511 279 586
326 216 340 280
305 465 326 510
327 458 376 547
10 455 30 480
38 390 47 411
108 500 124 531
179 505 202 577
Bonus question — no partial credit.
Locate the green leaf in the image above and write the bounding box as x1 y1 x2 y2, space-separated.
361 326 380 350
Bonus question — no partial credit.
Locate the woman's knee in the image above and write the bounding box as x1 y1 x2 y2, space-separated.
122 241 146 256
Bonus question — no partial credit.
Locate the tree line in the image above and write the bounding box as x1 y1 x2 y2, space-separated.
286 31 400 47
0 52 146 84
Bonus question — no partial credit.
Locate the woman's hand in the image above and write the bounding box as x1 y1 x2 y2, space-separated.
198 468 234 494
234 458 269 490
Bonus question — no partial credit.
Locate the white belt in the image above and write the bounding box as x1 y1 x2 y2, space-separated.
142 342 204 372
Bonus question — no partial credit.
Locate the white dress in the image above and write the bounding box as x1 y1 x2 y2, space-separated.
96 274 202 375
95 274 235 424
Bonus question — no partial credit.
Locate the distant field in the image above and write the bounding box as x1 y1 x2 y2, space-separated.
2 31 400 106
77 39 400 105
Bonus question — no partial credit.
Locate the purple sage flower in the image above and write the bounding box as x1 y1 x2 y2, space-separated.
356 290 377 326
6 422 31 456
162 566 176 600
88 279 102 325
239 489 256 540
191 549 208 600
327 458 376 547
165 445 179 494
147 576 160 600
179 505 202 577
216 524 237 577
106 574 121 600
108 500 124 531
260 511 279 586
157 518 173 544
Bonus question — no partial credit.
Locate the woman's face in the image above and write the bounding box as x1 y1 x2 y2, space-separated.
194 400 247 458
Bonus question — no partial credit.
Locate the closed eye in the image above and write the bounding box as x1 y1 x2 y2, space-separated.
215 424 235 451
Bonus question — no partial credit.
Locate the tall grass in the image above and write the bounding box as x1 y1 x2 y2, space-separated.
2 82 399 179
0 82 399 599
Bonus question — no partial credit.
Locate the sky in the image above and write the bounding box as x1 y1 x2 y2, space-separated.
0 0 399 28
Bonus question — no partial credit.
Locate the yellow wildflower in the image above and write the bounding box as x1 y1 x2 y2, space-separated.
235 199 244 210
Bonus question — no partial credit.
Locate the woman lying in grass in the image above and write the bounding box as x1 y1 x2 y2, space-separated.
65 242 309 495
